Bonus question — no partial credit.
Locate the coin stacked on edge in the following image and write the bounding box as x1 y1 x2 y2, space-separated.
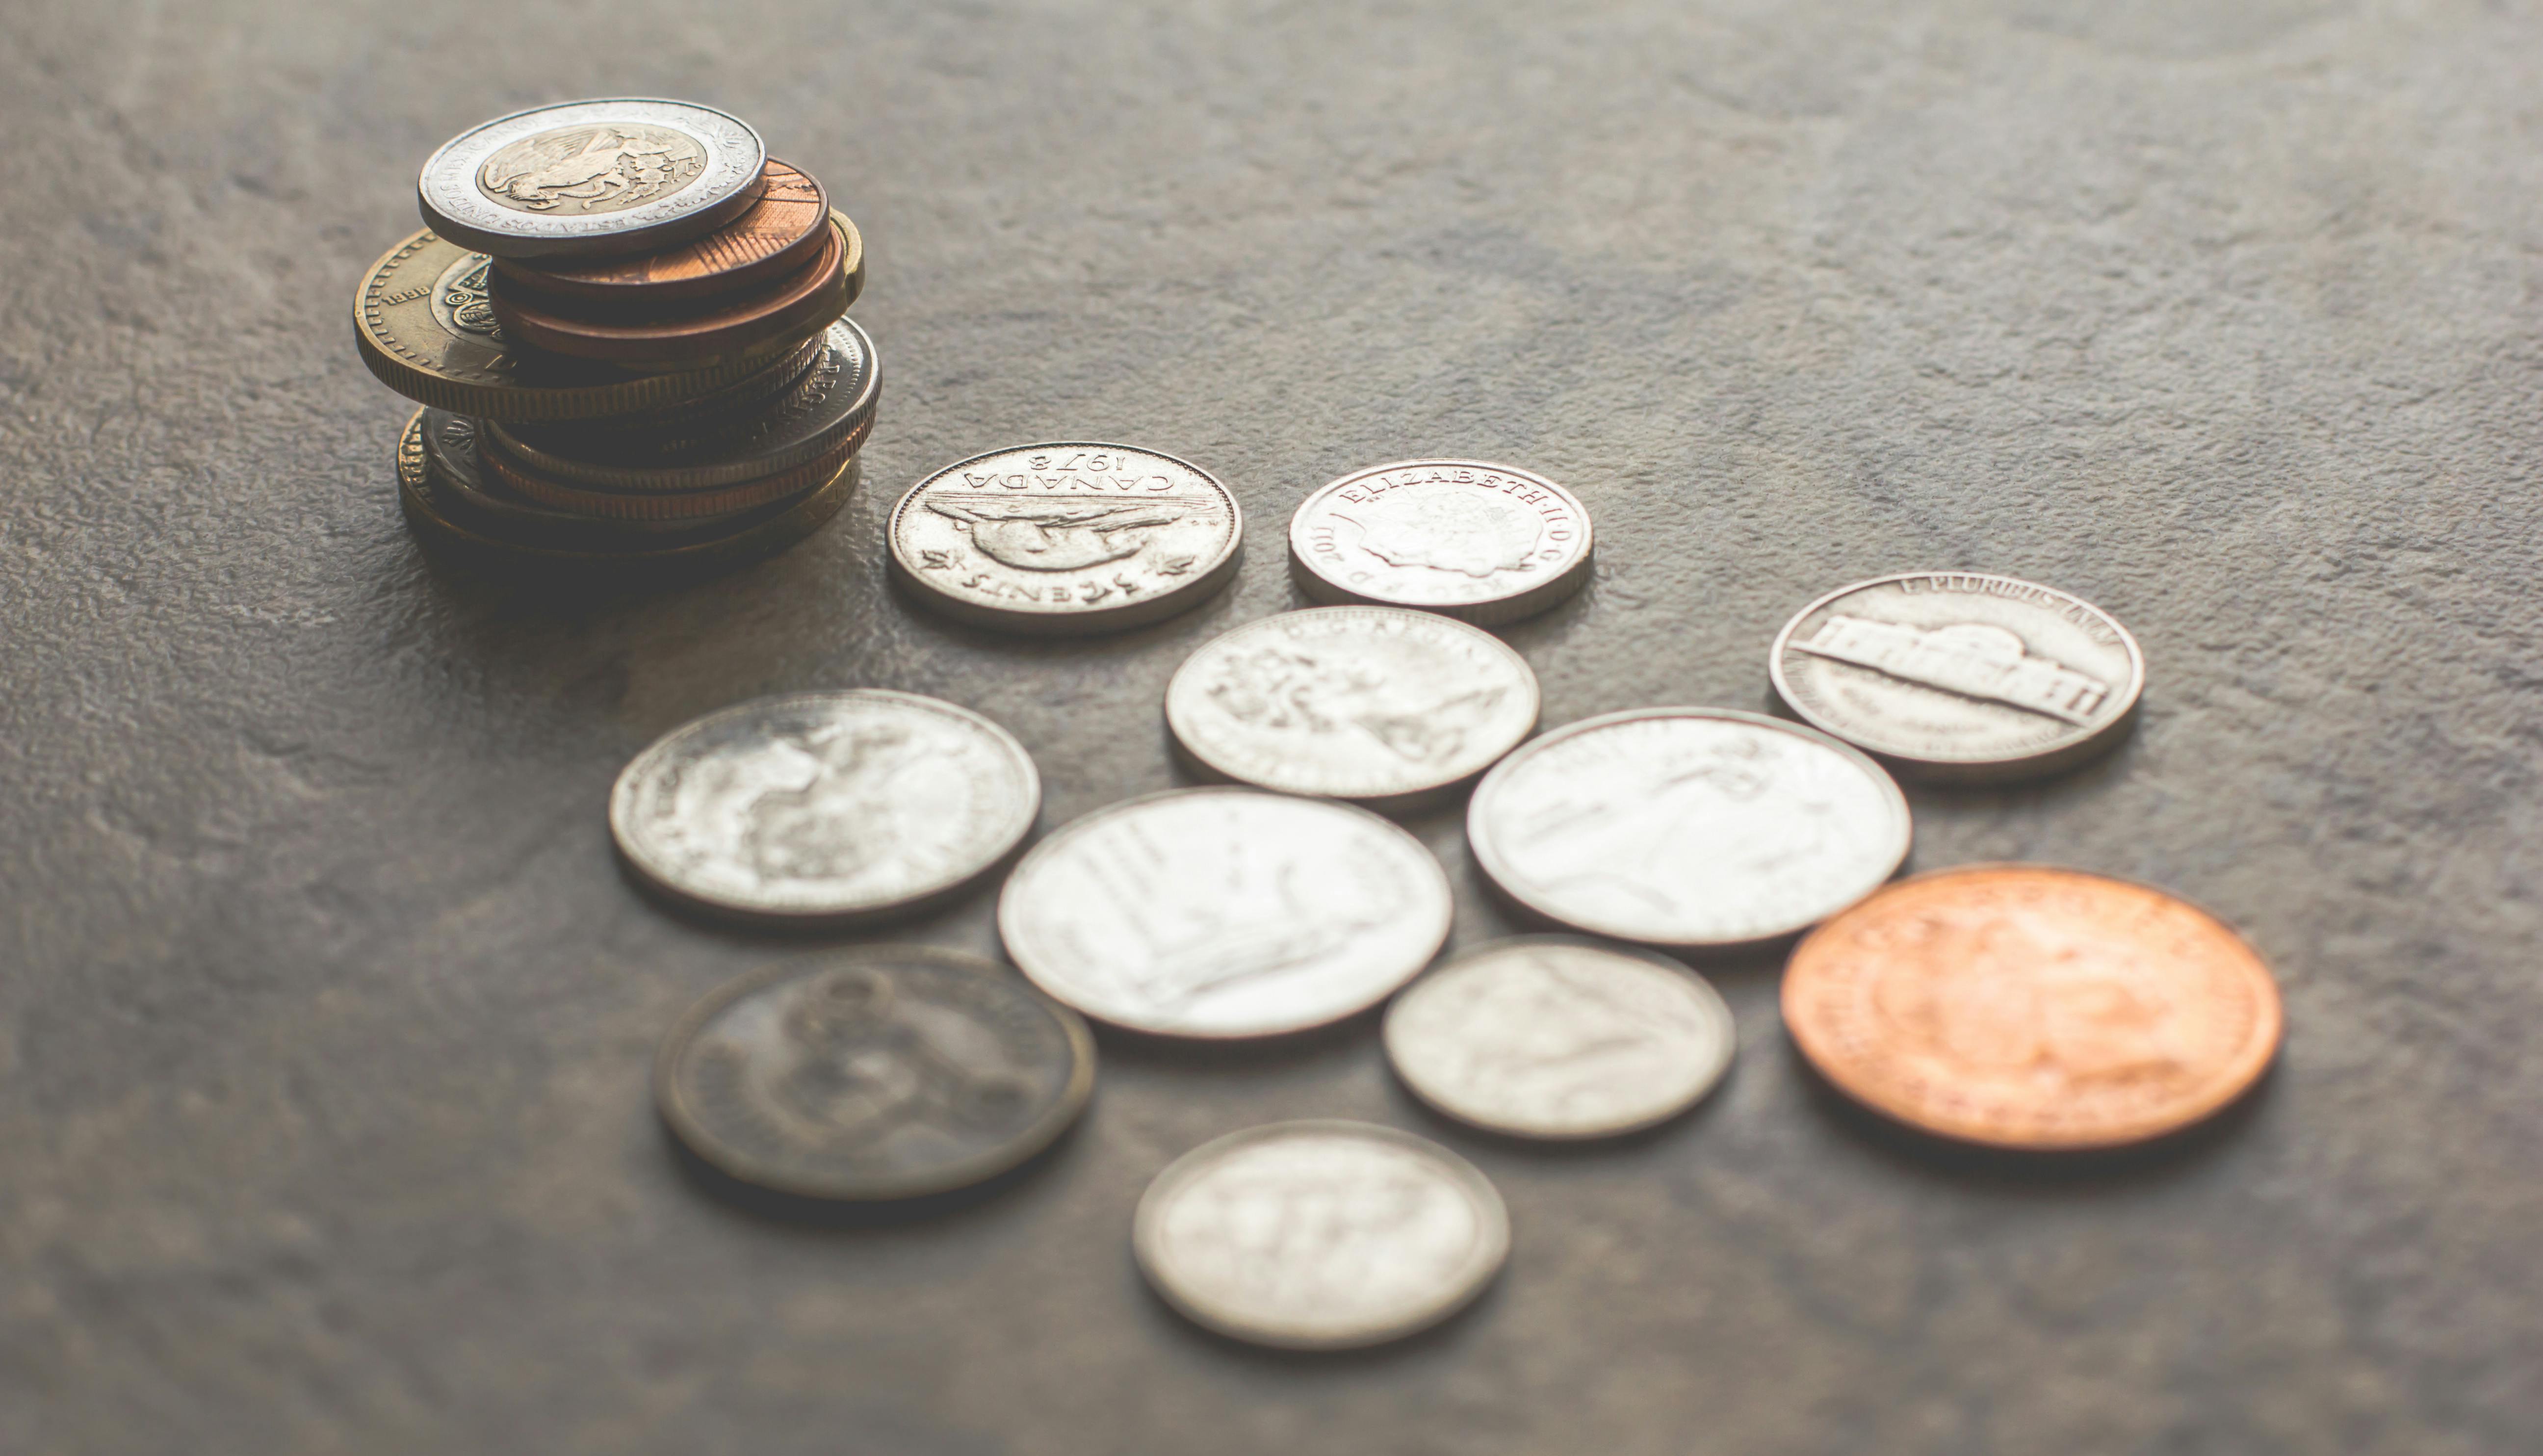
354 99 878 579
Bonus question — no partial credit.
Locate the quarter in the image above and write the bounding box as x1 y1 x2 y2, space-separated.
1288 460 1592 625
417 99 766 258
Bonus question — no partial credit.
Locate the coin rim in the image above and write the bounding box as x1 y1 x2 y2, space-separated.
1285 458 1596 627
484 218 849 364
490 157 832 302
417 98 766 258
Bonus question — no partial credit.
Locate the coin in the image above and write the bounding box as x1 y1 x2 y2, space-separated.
1288 460 1593 625
487 218 850 365
492 158 831 303
1467 707 1911 948
997 788 1452 1037
1770 572 2146 782
1384 937 1736 1139
480 429 861 521
417 99 767 258
610 691 1039 926
1164 606 1539 805
890 443 1243 635
1134 1120 1508 1349
1783 865 2283 1149
655 946 1096 1200
420 409 796 540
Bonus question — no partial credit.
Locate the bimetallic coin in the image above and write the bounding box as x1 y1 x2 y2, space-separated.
1135 1120 1508 1349
1384 937 1736 1139
1165 607 1539 806
493 158 831 303
612 692 1038 926
891 443 1242 636
1289 460 1593 625
1771 572 2146 782
1468 707 1911 948
1784 865 2283 1150
487 218 851 365
997 788 1452 1038
656 946 1095 1200
417 99 766 258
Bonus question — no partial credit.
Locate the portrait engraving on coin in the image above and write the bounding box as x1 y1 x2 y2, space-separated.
1289 460 1592 624
477 123 709 214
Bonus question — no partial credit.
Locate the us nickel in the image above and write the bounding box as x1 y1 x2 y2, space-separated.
1288 459 1592 625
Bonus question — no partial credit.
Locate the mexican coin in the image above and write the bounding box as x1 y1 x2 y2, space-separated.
493 158 833 303
417 99 766 258
1288 460 1593 625
1134 1120 1509 1349
1467 707 1910 948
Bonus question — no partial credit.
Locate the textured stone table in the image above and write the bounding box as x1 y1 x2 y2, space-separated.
4 2 2537 1451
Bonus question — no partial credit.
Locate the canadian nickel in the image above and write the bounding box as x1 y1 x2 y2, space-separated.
417 99 766 258
611 691 1039 926
1288 460 1593 625
1134 1120 1509 1349
890 443 1242 635
1770 572 2146 782
1468 707 1911 949
1164 607 1539 806
997 788 1452 1038
1384 936 1736 1139
655 946 1096 1200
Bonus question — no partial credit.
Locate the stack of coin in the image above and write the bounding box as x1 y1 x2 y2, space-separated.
355 100 877 577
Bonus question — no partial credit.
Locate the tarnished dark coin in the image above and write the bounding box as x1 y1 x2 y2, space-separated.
480 429 863 521
1288 460 1593 625
418 409 789 540
417 99 766 258
492 159 831 303
656 946 1096 1201
487 218 850 365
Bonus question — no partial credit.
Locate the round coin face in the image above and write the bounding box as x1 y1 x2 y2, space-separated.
1288 460 1593 625
1134 1120 1508 1349
493 158 831 303
890 443 1242 635
611 691 1039 925
1384 937 1736 1139
418 99 767 258
1770 572 2146 781
1783 865 2283 1149
1468 708 1911 948
1165 607 1539 804
655 946 1095 1200
998 788 1452 1037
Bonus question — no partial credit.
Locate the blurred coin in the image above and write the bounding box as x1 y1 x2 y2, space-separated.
417 98 766 258
1288 460 1592 626
487 217 850 365
493 158 830 304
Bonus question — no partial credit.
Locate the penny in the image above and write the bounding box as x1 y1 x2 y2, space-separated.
1134 1120 1508 1349
493 158 830 303
1288 460 1593 626
487 218 850 365
418 409 795 541
417 99 766 258
890 443 1243 636
997 788 1452 1037
1384 937 1736 1139
655 946 1096 1201
1467 707 1911 948
480 427 862 522
1783 865 2283 1150
1164 606 1539 806
610 691 1039 926
1771 572 2146 782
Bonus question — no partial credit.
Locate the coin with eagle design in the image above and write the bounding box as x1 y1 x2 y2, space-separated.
417 99 766 258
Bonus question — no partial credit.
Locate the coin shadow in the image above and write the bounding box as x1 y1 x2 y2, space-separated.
880 556 1246 660
1129 1251 1508 1372
1080 1003 1383 1075
1380 1059 1738 1165
1754 676 2146 805
659 1114 1088 1229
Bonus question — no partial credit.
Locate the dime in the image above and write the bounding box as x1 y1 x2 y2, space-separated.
1384 937 1736 1139
1288 460 1593 625
493 158 831 303
1770 572 2146 782
655 946 1095 1200
1163 606 1539 805
1782 865 2283 1150
890 443 1242 635
417 99 766 258
487 217 850 365
997 788 1452 1037
1134 1120 1508 1349
1467 707 1911 948
611 691 1039 926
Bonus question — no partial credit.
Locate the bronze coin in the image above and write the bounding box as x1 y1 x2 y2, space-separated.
1782 865 2283 1150
491 159 831 304
487 219 849 365
480 421 869 521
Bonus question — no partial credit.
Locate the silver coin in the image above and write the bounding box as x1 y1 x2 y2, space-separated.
889 443 1242 635
1468 707 1910 948
1164 607 1540 806
611 691 1039 926
1384 937 1736 1139
1288 460 1593 625
655 946 1095 1201
1770 572 2146 782
997 788 1452 1037
417 99 767 258
1134 1120 1509 1349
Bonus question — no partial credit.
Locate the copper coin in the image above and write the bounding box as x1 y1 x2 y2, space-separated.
480 423 867 521
1783 865 2282 1150
487 219 849 365
492 159 830 304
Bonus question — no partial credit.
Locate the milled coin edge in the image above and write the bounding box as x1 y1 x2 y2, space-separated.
1283 458 1595 626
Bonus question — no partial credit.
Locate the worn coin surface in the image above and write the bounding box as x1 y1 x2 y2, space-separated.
1165 607 1539 805
1783 865 2283 1150
997 788 1452 1037
487 217 849 365
656 946 1095 1200
419 409 788 540
611 691 1038 925
1771 572 2146 782
890 443 1243 635
493 158 831 303
1385 937 1736 1139
1288 460 1593 625
1134 1120 1509 1349
1468 707 1911 948
418 99 766 258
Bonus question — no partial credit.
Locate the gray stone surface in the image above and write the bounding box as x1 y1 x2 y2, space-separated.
2 0 2537 1450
